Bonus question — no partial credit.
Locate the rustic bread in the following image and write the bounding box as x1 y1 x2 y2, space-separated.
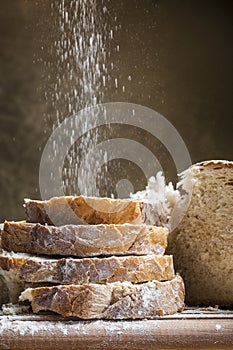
24 195 171 227
20 274 185 319
2 221 168 257
167 160 233 306
0 250 174 285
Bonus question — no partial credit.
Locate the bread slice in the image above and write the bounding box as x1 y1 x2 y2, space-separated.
0 250 175 285
2 221 168 257
20 274 185 319
167 160 233 306
24 195 171 227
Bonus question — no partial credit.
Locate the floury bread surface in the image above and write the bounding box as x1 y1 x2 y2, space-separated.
167 160 233 306
24 195 174 227
0 173 186 318
2 221 168 257
20 274 185 319
0 251 175 285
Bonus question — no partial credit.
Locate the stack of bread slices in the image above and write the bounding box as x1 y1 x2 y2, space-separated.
0 195 185 319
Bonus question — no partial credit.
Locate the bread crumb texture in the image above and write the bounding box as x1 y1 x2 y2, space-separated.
168 161 233 306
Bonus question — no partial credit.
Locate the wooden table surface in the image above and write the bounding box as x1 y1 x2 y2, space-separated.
0 308 232 350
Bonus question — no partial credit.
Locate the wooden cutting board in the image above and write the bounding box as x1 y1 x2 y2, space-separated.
0 308 232 350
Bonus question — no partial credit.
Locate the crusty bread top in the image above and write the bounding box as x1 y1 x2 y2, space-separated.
20 274 185 319
2 221 168 257
24 196 144 226
0 250 175 284
178 160 233 180
192 160 233 168
24 195 173 227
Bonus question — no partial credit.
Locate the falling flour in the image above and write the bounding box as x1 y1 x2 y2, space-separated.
44 0 121 197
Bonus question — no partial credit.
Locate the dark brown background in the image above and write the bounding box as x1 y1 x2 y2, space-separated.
0 0 232 221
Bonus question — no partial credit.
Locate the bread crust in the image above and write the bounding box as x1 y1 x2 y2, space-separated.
24 196 144 226
20 274 185 319
2 221 168 257
0 252 175 284
192 160 233 169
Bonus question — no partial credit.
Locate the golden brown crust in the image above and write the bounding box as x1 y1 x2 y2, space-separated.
0 253 175 284
194 160 233 169
24 196 145 226
2 221 168 257
71 196 144 225
20 275 185 319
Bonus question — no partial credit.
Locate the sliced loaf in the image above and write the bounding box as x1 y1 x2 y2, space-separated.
0 251 175 285
167 160 233 306
20 274 185 319
24 195 171 227
2 221 168 257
